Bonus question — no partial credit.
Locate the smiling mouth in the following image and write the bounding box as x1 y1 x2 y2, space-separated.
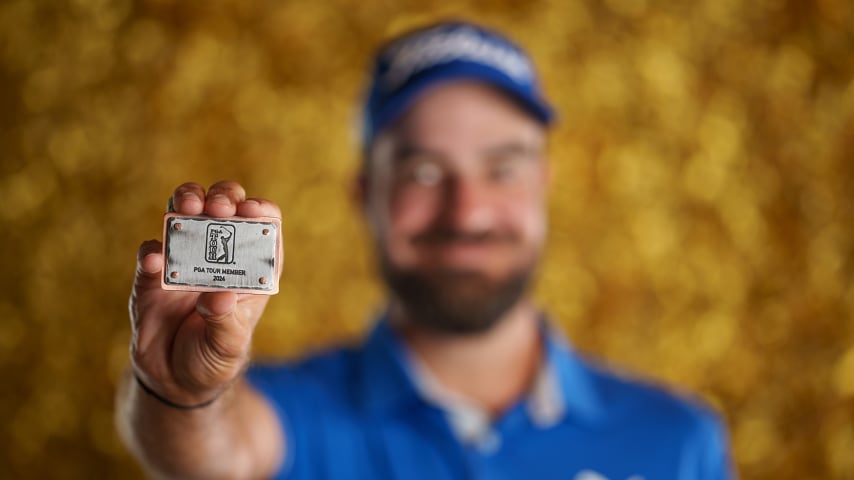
412 229 515 245
418 240 509 266
410 230 519 265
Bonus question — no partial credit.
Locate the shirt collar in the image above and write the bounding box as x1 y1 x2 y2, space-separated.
539 321 605 424
356 315 422 415
356 314 604 426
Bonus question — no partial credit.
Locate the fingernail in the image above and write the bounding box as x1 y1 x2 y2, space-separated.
209 194 230 205
181 191 198 201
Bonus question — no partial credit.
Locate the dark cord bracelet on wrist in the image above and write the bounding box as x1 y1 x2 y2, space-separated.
134 374 220 410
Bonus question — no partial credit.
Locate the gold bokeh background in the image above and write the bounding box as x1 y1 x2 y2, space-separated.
2 0 853 478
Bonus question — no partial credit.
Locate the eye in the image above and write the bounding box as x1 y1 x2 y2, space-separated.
489 157 520 182
411 161 443 186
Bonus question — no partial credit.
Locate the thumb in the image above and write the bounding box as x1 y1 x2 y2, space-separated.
195 292 251 360
196 291 238 321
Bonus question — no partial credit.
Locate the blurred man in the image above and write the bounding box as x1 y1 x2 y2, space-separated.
116 21 733 479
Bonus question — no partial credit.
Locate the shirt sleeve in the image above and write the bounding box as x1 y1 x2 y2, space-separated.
697 410 737 480
244 364 302 480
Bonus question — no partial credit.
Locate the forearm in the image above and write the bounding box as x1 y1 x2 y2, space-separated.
115 369 283 479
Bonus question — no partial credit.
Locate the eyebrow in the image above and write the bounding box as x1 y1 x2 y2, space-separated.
392 143 444 164
389 140 543 165
482 141 543 160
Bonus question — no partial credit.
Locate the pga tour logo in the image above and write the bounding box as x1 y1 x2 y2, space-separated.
205 224 235 264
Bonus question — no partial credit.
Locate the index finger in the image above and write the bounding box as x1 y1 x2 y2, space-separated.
169 183 206 215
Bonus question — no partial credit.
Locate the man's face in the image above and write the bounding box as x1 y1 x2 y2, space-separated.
364 81 549 335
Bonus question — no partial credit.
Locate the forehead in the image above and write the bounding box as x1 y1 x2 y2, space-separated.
375 81 546 156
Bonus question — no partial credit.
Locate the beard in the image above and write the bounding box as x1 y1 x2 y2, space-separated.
379 232 539 335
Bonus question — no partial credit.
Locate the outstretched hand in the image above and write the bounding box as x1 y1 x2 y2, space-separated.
129 180 282 406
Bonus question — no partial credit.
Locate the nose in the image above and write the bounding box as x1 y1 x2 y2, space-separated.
440 176 496 233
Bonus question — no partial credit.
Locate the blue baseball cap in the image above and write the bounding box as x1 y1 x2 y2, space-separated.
362 21 555 148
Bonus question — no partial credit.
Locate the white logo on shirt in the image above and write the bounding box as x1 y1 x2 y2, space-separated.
574 470 645 480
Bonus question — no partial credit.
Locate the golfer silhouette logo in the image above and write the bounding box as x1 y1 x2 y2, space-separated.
205 224 235 264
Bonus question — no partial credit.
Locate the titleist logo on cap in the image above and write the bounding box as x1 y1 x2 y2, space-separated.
381 25 534 91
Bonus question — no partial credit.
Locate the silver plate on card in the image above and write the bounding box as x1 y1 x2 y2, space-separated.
161 214 282 295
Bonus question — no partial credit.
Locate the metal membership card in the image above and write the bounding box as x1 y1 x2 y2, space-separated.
161 214 282 295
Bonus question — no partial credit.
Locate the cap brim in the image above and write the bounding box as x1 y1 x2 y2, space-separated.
370 62 554 143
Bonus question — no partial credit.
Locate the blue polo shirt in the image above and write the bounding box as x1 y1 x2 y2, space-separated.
247 318 733 479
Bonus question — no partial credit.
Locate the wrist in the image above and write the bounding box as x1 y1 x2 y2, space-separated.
133 373 224 410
